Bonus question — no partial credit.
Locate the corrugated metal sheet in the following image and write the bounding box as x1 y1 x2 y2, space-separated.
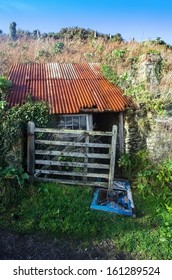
7 63 131 114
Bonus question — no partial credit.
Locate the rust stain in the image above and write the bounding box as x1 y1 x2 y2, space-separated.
7 63 131 113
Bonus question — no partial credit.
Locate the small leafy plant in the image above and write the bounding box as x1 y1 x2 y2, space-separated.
0 167 29 210
53 42 64 54
0 166 29 188
112 49 126 59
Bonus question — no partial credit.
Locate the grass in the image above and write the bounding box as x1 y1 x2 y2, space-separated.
1 36 172 84
0 181 172 259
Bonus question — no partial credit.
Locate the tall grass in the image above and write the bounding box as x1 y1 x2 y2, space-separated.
1 36 172 89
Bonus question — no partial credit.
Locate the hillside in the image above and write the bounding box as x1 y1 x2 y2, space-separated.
0 30 172 261
1 34 172 103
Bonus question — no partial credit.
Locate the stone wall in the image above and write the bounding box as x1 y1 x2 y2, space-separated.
135 53 162 95
124 109 172 160
124 109 147 154
124 51 172 160
146 118 172 160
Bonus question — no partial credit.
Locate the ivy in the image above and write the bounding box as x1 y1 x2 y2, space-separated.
0 76 12 100
125 82 169 116
0 98 49 167
101 63 170 117
0 77 49 167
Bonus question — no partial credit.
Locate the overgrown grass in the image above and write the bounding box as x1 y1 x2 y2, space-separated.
0 181 172 259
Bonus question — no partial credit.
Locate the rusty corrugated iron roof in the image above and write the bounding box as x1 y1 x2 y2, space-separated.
7 63 131 114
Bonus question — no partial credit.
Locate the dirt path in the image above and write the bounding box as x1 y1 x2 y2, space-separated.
0 228 127 260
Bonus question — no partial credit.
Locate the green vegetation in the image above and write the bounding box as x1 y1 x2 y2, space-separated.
0 23 172 260
52 42 64 54
101 64 119 85
0 77 49 212
3 23 124 42
0 76 49 167
125 83 167 116
0 97 49 167
101 65 170 117
9 22 17 41
112 49 127 59
118 151 172 204
0 176 172 259
0 166 29 211
0 148 172 259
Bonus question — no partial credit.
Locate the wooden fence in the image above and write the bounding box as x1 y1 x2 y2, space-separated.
27 122 117 189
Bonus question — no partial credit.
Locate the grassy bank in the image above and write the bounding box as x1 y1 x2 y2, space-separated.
0 181 172 260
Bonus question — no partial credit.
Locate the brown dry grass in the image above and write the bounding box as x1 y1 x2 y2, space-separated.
1 36 172 88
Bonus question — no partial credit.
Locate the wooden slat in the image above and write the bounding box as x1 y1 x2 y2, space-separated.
35 139 111 148
35 176 108 187
35 127 113 136
27 122 118 188
35 169 109 179
35 159 110 169
35 150 110 159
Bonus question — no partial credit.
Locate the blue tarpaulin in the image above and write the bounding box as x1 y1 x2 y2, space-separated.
90 179 135 217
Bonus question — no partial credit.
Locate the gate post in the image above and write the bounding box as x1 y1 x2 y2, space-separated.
27 121 35 183
108 125 117 190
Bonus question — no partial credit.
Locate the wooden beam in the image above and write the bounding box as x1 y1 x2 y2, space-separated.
35 177 108 187
119 112 124 154
35 150 110 159
108 125 117 190
27 121 35 183
35 139 111 148
35 169 109 179
35 159 110 169
35 127 113 136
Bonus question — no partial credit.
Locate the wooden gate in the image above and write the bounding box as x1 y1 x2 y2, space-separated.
27 122 117 189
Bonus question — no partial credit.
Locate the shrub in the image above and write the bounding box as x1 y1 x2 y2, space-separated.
52 42 64 54
0 166 29 210
112 49 126 59
111 33 124 42
101 64 118 85
0 97 49 167
37 49 51 59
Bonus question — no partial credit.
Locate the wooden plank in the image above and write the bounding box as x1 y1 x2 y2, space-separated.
35 127 113 136
35 150 110 159
108 125 117 190
119 112 124 154
27 121 35 182
35 139 111 148
28 122 118 188
35 169 109 179
35 159 110 169
84 134 89 184
35 177 108 187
